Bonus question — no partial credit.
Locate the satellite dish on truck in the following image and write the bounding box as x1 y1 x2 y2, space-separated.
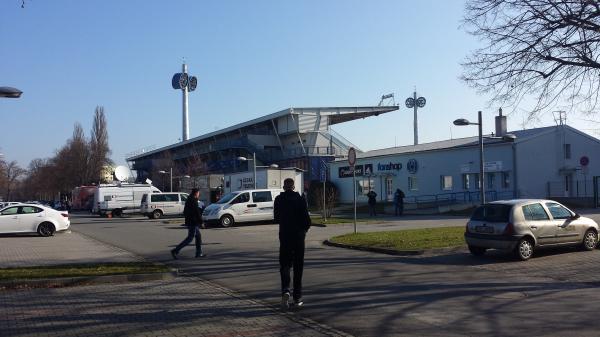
114 166 131 182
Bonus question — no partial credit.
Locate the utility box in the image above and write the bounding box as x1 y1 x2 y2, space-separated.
223 168 303 194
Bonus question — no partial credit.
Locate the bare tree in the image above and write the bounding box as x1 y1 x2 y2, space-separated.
89 106 112 183
2 161 26 201
462 0 600 118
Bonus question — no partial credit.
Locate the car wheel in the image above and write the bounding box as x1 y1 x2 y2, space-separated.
220 215 234 228
515 237 534 261
112 209 123 217
152 210 162 219
37 222 56 237
468 245 487 256
581 229 598 251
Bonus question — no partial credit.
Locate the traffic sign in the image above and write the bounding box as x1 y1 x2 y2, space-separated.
580 156 590 166
348 147 356 166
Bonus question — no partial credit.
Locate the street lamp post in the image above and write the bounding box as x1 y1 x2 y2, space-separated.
158 168 173 192
454 111 516 205
0 87 23 98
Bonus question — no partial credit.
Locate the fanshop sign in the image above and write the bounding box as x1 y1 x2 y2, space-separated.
377 162 402 171
339 165 365 178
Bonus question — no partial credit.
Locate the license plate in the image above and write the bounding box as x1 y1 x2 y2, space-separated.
475 226 494 234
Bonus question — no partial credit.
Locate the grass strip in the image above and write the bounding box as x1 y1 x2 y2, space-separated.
0 262 171 281
330 226 466 251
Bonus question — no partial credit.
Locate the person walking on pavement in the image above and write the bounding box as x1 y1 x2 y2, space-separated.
367 190 377 216
171 188 206 259
274 178 311 310
394 188 405 216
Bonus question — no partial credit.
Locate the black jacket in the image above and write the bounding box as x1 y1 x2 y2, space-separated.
184 196 203 227
274 190 311 239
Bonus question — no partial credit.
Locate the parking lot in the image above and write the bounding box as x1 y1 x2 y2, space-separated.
62 211 600 337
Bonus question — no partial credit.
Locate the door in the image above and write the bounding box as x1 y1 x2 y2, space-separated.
228 192 252 222
0 206 20 233
18 206 45 232
545 202 580 243
386 178 394 201
251 191 274 221
521 203 555 245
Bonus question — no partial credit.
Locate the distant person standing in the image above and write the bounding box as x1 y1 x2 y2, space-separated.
367 190 377 216
394 189 405 216
274 178 311 310
171 188 205 259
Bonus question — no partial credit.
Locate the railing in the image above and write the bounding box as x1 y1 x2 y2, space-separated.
328 129 361 152
547 180 594 197
404 190 515 209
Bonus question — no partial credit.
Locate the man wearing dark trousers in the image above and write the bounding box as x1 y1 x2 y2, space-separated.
274 178 311 310
171 188 205 259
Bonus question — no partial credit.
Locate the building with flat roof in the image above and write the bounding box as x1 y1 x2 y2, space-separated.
127 105 399 188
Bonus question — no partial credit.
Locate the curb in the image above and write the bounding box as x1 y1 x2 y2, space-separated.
323 240 466 256
0 269 178 291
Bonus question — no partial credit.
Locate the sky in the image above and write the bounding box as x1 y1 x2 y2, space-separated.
1 0 598 168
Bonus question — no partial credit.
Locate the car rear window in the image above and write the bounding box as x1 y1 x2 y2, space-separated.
470 204 512 222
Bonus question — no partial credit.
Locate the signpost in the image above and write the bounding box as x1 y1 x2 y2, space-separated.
348 147 357 234
321 161 327 221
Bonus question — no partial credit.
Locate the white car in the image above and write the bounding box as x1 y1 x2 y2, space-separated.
202 189 283 227
0 203 70 236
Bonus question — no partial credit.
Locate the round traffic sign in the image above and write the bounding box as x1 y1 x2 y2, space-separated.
348 147 356 166
580 156 590 166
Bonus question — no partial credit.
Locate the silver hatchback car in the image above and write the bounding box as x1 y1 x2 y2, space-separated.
464 199 599 260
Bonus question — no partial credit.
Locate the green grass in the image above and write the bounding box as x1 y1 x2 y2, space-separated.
330 226 466 251
310 216 378 225
0 262 171 281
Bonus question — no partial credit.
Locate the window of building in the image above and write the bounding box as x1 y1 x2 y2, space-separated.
462 174 470 190
441 175 453 190
502 172 510 189
408 176 418 191
473 173 481 189
357 179 375 195
487 173 495 190
564 144 571 159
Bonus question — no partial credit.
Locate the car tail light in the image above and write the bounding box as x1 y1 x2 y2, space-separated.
503 223 514 235
61 213 69 218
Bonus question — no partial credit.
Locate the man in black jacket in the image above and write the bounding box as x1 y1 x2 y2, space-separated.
274 178 311 309
171 188 205 259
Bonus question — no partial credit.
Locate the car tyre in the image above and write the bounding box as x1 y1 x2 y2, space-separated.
581 229 598 251
152 210 163 219
37 222 56 237
515 237 534 261
468 245 487 256
112 209 123 218
220 215 234 228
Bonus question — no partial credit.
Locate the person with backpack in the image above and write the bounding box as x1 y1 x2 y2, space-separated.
274 178 311 310
394 188 405 216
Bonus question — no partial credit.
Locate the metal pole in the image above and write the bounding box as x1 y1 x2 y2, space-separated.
478 110 485 204
323 177 326 221
182 63 189 142
253 152 257 189
170 167 173 192
413 91 418 145
353 165 357 234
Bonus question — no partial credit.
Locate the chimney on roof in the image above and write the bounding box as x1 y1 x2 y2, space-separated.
495 108 507 136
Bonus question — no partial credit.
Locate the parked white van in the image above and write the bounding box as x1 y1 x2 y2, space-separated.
141 192 188 219
93 183 161 217
202 189 283 227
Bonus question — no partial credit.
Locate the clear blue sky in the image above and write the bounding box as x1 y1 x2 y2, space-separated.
1 0 595 167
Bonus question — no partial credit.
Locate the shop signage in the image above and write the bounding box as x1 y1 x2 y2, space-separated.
407 159 418 174
237 177 254 189
484 161 503 172
339 165 364 178
377 162 402 171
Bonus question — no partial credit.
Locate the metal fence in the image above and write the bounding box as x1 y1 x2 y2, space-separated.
547 180 595 198
404 190 515 209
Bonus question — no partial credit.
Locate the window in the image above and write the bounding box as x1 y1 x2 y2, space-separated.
408 176 418 191
151 194 167 202
522 203 549 221
231 192 250 204
462 174 470 190
470 204 511 222
502 172 510 189
180 194 188 202
545 202 572 220
357 179 375 195
487 173 495 190
441 175 453 190
252 191 272 202
164 194 179 202
473 173 481 189
104 195 112 202
564 144 571 159
20 206 42 214
1 207 19 216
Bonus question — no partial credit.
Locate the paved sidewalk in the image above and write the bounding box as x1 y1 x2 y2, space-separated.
0 276 352 337
0 231 140 267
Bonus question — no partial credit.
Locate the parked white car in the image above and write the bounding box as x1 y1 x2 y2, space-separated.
0 203 70 236
202 189 283 227
141 192 188 219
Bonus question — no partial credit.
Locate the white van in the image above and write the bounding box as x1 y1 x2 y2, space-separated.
141 192 188 219
202 189 283 227
93 183 161 217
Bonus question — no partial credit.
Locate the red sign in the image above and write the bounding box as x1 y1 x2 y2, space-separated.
348 147 356 166
580 156 590 166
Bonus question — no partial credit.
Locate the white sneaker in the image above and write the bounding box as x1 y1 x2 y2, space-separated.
293 298 304 308
281 292 291 310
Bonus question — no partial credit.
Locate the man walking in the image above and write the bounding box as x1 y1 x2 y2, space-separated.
274 178 311 310
394 188 405 216
367 190 377 216
171 188 205 259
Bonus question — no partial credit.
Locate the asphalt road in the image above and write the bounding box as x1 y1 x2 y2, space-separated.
72 211 600 337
